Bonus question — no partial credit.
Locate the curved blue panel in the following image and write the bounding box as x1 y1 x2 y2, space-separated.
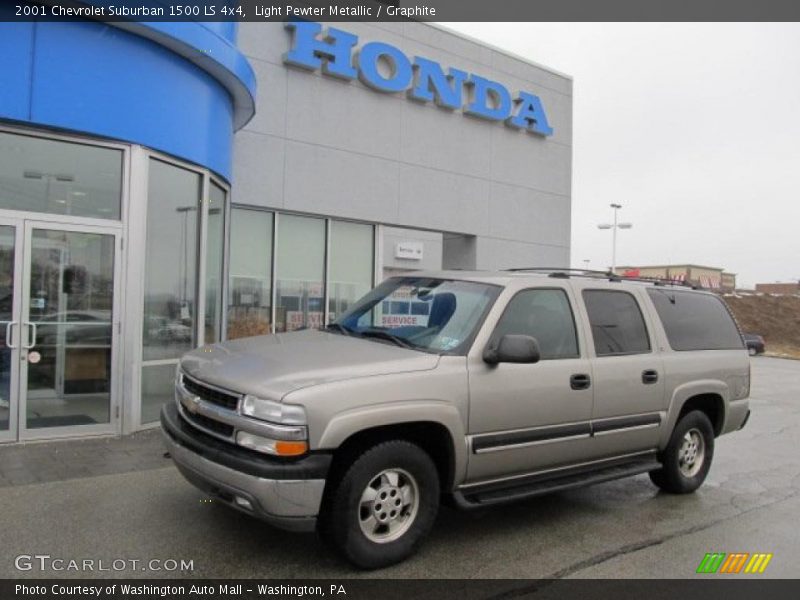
0 18 257 181
0 22 34 122
198 22 238 44
113 21 256 129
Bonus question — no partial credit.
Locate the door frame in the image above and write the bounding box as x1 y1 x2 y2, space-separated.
1 218 124 442
0 216 24 443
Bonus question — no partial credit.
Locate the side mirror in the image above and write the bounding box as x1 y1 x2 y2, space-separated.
483 334 541 365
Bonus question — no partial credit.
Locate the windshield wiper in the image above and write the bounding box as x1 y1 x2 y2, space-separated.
325 323 352 336
359 329 414 349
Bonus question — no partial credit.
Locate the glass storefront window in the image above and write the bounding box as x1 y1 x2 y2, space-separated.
142 160 200 360
227 208 273 339
141 159 201 423
0 132 122 219
140 363 178 425
204 183 226 344
328 221 374 321
275 214 325 333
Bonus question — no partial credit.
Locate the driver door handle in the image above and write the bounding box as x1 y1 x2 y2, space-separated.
570 373 591 390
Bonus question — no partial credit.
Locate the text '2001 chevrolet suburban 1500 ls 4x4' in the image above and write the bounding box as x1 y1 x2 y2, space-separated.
161 269 751 569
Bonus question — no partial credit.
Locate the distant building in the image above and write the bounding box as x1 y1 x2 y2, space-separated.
755 282 800 295
614 265 736 290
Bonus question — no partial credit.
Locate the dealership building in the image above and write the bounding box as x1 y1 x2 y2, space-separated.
0 20 572 442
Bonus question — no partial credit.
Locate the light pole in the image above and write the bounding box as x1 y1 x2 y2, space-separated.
597 203 632 273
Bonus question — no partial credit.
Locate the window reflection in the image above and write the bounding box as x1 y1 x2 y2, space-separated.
227 213 376 338
140 363 178 425
328 221 373 322
0 132 122 219
26 230 115 428
142 160 200 360
205 183 225 344
275 215 325 333
227 208 273 339
141 159 201 424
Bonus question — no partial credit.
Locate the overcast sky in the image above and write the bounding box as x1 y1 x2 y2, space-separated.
443 23 799 288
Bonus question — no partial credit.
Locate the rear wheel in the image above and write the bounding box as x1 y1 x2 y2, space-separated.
649 410 714 494
748 346 757 356
320 440 439 569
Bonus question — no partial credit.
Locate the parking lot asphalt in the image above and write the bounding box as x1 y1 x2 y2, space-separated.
0 357 798 579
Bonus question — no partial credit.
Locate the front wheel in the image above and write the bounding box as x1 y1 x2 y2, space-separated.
321 440 440 569
649 410 715 494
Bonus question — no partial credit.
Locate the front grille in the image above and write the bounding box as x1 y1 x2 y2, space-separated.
182 375 240 410
182 409 235 438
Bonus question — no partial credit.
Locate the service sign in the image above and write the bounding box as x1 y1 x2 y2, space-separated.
395 241 424 261
284 22 553 137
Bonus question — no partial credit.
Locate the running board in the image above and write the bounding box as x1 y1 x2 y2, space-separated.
454 457 662 508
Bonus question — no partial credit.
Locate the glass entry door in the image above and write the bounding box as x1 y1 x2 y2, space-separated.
0 222 20 441
0 218 119 442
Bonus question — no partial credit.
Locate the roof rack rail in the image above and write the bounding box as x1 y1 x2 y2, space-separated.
504 267 700 289
506 267 613 275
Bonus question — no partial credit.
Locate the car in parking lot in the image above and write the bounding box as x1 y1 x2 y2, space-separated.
743 333 765 356
162 269 751 569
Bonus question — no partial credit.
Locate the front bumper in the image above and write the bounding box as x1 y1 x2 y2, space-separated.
161 403 330 532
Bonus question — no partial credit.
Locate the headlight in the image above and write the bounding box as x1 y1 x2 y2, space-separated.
240 394 306 425
239 394 309 456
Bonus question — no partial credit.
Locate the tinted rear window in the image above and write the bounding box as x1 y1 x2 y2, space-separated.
647 289 744 351
583 290 651 356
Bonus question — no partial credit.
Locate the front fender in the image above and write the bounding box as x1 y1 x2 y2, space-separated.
316 400 468 487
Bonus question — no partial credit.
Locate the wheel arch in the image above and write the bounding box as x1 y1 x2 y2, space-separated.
320 419 459 504
678 393 726 436
661 381 729 446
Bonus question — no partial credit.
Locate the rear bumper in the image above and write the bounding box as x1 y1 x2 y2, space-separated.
161 403 330 532
738 409 751 430
722 398 750 435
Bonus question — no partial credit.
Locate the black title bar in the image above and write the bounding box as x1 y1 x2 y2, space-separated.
5 0 800 22
3 579 800 600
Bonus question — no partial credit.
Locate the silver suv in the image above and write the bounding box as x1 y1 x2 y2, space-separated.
161 270 751 569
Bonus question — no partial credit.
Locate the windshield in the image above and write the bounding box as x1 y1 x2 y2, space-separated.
333 277 500 354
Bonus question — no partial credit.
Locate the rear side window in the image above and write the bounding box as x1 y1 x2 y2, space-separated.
492 289 579 359
583 290 651 356
647 289 744 351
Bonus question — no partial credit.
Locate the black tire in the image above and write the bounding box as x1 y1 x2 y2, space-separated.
649 410 714 494
319 440 440 569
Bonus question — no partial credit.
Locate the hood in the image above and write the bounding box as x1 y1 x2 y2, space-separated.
180 329 440 400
